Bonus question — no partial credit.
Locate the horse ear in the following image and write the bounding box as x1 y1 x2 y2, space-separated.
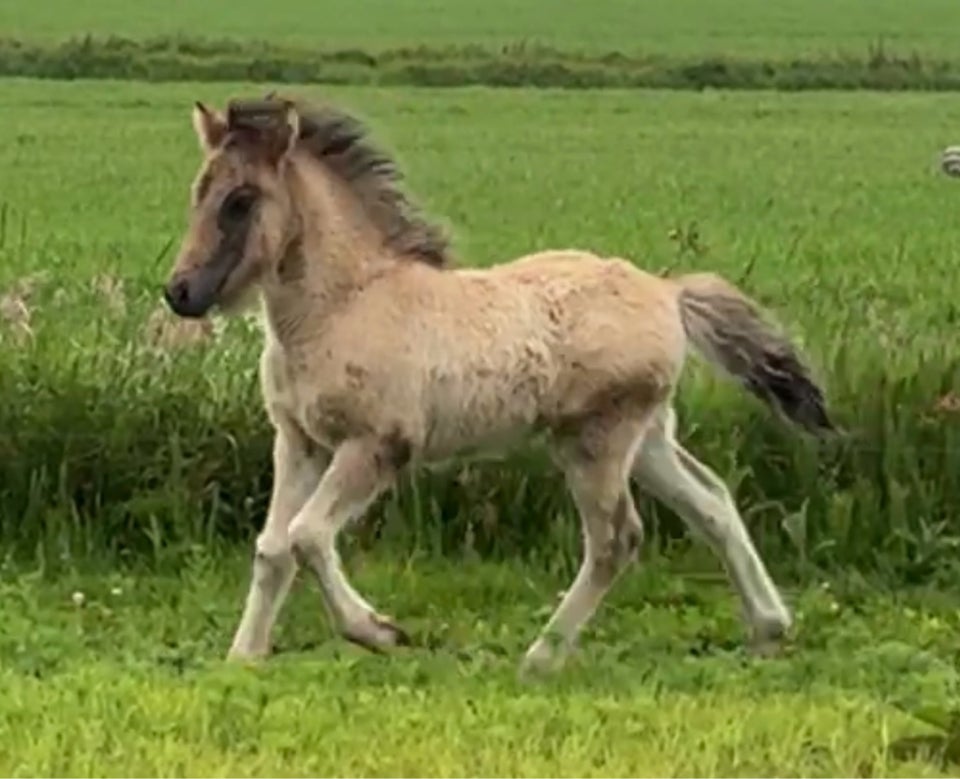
278 102 300 159
192 102 227 152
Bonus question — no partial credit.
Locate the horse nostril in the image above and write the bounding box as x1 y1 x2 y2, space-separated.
163 278 190 312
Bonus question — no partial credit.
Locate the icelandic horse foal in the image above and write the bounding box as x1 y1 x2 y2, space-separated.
163 96 835 674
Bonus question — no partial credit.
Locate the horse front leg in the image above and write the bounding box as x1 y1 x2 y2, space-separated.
228 422 328 661
288 434 412 651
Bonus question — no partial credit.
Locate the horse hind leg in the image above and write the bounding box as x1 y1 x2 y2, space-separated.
631 404 791 650
521 410 651 676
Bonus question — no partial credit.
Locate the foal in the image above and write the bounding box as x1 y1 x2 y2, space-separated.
163 96 834 673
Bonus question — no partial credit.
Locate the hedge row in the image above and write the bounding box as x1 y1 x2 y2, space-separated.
2 35 960 91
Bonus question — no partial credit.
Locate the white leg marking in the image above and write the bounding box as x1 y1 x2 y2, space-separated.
632 406 791 645
228 428 327 660
288 438 410 651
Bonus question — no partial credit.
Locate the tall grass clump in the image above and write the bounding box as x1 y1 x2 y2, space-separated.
3 263 960 582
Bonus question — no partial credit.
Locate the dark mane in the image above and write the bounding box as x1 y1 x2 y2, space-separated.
292 100 453 268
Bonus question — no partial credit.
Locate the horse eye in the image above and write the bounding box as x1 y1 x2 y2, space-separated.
220 187 258 224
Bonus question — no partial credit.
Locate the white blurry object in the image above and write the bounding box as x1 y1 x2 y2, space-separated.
942 145 960 177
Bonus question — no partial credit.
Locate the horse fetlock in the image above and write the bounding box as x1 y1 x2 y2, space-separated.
520 635 570 677
747 604 793 654
341 611 411 652
226 635 273 662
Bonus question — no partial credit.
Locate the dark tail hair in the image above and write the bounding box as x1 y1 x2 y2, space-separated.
676 272 836 435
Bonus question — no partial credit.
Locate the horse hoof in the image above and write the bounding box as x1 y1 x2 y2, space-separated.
226 646 271 664
518 639 566 679
372 613 413 647
344 613 412 652
748 610 792 657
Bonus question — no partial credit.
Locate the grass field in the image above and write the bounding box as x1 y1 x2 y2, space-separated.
3 78 960 573
2 553 960 776
2 80 960 775
3 0 960 773
3 0 960 90
2 0 959 58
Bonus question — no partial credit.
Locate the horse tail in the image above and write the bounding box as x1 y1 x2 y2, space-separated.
675 272 836 435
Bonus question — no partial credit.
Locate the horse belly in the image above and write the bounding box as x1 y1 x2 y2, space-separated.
422 370 546 461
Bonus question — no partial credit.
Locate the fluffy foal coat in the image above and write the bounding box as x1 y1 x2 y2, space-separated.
163 96 834 673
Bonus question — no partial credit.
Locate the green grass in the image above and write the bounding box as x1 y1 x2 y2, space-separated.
9 35 960 92
2 552 959 776
1 15 960 774
2 0 960 90
2 5 959 775
2 79 960 576
2 0 958 58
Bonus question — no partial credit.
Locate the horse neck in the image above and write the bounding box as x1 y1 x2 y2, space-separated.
261 156 393 347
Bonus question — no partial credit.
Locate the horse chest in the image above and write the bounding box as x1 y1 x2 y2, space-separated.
261 345 382 449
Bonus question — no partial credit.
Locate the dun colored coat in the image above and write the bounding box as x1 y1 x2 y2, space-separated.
163 95 835 673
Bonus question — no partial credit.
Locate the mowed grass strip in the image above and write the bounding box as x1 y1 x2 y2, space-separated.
2 79 960 571
0 556 958 777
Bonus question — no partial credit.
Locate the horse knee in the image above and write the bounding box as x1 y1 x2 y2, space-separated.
286 519 315 556
256 528 292 559
250 531 295 589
